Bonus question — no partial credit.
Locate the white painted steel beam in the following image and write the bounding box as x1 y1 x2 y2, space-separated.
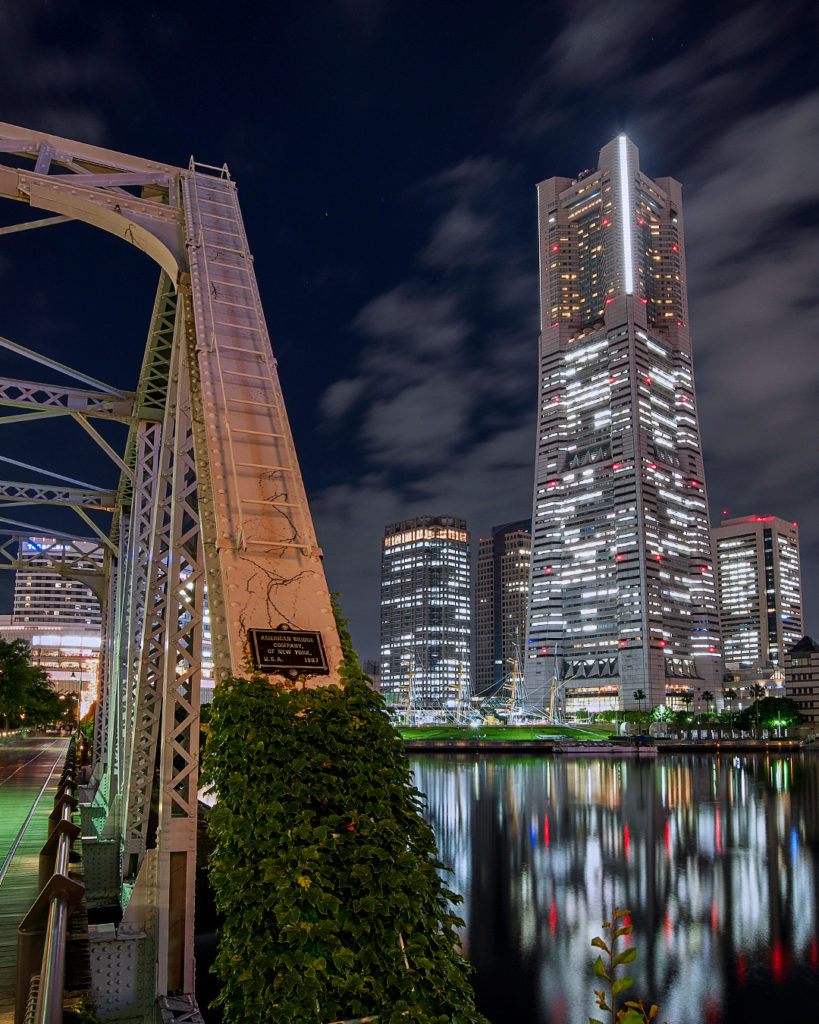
1 120 342 1023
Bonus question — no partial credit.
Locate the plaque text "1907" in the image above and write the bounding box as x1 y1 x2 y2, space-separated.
248 627 330 676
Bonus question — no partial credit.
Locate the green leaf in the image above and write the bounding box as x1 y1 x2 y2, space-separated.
619 1011 645 1024
613 947 637 966
589 1018 606 1024
612 976 634 996
593 955 610 980
591 936 610 953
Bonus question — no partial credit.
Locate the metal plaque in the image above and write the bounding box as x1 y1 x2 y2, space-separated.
248 626 330 676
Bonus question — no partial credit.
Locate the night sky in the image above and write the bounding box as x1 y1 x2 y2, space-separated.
1 0 817 663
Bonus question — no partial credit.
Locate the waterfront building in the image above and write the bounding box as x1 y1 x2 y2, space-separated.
474 520 531 696
784 635 819 724
12 536 103 628
379 514 471 710
0 615 100 717
525 135 722 715
712 515 802 675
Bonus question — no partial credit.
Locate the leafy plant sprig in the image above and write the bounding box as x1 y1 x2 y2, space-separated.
590 907 666 1024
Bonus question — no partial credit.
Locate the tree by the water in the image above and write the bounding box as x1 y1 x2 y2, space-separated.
0 638 65 729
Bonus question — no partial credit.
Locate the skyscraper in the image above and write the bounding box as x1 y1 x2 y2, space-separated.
712 515 802 672
12 536 103 628
474 520 531 696
379 514 471 710
525 135 721 714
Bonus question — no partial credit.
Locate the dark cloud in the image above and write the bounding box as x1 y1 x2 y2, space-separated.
3 0 816 663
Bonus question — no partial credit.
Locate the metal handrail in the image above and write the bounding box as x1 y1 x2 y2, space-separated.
15 738 85 1024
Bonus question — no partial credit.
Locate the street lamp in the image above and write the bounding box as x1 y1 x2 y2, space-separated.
69 670 81 735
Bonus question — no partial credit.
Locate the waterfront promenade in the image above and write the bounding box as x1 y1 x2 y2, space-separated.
0 735 69 1022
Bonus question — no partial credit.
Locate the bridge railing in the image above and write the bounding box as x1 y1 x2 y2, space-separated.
15 737 85 1024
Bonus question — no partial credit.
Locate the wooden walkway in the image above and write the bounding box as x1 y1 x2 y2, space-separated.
0 735 69 1023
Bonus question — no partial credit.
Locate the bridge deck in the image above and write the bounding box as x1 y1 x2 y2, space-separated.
0 735 69 1023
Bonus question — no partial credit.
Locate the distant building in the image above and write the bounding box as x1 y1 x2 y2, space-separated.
379 515 471 710
12 536 103 628
363 659 382 691
784 636 819 724
0 615 100 717
712 516 802 674
525 134 722 715
474 521 531 696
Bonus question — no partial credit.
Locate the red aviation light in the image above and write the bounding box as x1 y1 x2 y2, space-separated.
609 376 617 383
645 376 652 384
672 244 679 252
658 639 667 647
640 296 648 304
605 296 615 304
709 646 716 654
544 566 553 574
619 639 627 648
611 462 623 470
553 396 560 402
551 244 559 252
616 553 625 562
547 479 559 488
772 942 788 984
602 218 610 226
793 521 798 528
638 218 645 225
654 554 662 561
541 647 548 656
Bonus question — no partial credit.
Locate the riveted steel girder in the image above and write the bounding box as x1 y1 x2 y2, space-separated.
1 120 344 1022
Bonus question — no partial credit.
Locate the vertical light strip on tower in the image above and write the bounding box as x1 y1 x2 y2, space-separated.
618 134 634 295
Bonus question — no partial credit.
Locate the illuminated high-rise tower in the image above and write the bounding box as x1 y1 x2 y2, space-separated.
525 135 721 713
474 521 531 696
379 514 471 709
712 515 802 672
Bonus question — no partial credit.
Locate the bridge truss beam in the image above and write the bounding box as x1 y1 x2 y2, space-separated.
1 120 343 1022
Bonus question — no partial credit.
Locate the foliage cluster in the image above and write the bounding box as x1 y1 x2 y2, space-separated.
202 608 488 1024
0 638 68 728
590 907 666 1024
734 696 802 731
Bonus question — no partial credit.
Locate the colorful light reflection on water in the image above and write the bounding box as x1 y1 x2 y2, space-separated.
411 754 819 1024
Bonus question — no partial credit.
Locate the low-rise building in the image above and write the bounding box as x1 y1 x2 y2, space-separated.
785 635 819 724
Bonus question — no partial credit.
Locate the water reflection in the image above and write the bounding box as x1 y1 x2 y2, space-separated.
411 755 819 1024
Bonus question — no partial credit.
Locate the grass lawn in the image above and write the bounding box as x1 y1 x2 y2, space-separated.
398 723 615 741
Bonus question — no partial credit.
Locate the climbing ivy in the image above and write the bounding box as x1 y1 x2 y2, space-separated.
202 604 488 1024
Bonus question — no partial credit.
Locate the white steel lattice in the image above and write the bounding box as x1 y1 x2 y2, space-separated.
0 120 343 1021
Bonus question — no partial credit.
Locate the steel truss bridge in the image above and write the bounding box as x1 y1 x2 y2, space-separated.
0 121 343 1022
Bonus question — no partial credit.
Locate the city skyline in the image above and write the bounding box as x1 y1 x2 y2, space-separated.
0 2 816 664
